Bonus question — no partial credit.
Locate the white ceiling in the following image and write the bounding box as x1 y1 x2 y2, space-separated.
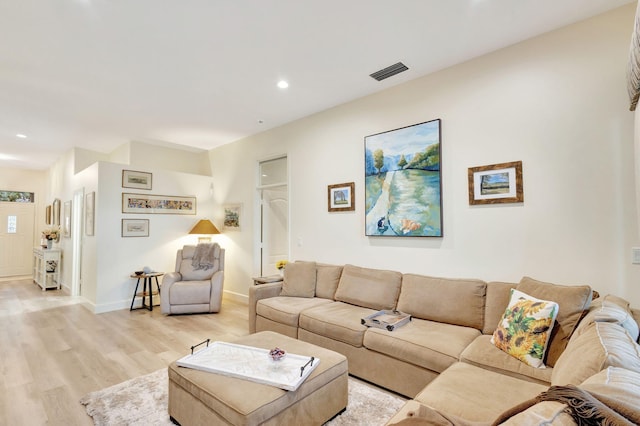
0 0 634 170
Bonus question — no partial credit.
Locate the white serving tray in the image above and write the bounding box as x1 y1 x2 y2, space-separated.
176 341 319 391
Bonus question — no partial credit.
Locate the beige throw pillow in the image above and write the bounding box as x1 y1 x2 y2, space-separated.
280 261 316 298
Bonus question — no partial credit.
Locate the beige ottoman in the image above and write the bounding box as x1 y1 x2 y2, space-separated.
168 331 349 425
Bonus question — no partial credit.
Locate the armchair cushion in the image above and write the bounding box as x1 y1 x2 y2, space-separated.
179 244 221 281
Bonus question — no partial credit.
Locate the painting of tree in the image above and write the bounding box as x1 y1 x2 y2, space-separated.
364 119 442 237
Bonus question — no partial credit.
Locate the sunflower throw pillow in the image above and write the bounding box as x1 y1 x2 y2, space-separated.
491 289 559 368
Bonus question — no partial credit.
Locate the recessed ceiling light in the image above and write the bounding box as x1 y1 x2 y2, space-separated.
16 133 27 138
277 80 289 89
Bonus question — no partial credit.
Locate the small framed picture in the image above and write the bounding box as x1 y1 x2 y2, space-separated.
223 204 242 231
122 169 152 190
122 219 149 237
63 200 72 238
468 161 524 205
328 182 355 212
85 192 95 236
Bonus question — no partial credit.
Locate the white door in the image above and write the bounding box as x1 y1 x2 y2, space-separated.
261 186 288 275
258 156 288 276
0 202 35 277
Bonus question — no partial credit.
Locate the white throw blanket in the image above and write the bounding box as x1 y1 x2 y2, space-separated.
191 243 218 270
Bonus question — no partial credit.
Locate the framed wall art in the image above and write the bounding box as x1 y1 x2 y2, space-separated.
63 200 72 238
0 191 34 202
122 219 149 237
122 169 152 190
328 182 355 212
52 199 61 227
122 193 196 215
468 161 523 205
223 204 242 230
85 192 95 236
364 119 442 237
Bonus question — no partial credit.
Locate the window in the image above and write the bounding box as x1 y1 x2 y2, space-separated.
7 215 16 233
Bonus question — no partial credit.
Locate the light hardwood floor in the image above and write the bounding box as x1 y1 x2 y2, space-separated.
0 278 250 425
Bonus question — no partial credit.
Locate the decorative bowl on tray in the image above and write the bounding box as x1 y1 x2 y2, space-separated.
135 271 144 276
269 347 286 361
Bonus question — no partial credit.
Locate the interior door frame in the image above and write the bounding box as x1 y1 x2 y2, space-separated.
255 155 289 277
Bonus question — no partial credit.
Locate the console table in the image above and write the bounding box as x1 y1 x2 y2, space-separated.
33 247 61 291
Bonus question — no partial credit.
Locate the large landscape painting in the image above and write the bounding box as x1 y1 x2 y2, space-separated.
365 119 442 237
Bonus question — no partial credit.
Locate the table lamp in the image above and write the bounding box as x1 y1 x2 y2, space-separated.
189 219 221 243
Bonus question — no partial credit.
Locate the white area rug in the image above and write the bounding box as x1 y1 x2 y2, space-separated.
80 368 406 425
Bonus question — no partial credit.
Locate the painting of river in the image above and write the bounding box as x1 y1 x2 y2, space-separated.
365 119 442 237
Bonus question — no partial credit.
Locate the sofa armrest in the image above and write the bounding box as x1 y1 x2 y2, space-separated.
160 272 182 313
209 270 224 312
248 281 283 333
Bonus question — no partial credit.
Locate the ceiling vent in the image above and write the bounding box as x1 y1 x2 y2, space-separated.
369 62 409 81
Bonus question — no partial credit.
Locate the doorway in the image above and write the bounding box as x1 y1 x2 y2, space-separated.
258 157 288 276
0 201 35 277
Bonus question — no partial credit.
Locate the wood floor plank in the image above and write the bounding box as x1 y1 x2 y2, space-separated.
0 278 250 424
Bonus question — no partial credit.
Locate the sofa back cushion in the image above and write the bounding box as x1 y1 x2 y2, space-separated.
483 281 518 335
571 294 639 342
315 264 343 299
516 276 592 367
334 264 402 310
397 274 486 330
280 261 317 298
551 321 640 386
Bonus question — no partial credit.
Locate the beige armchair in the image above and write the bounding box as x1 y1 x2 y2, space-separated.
161 243 225 314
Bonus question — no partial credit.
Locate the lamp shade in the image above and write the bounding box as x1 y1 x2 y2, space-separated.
189 219 221 235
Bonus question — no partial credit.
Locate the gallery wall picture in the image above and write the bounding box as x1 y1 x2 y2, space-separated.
122 219 149 237
364 119 442 237
122 169 152 190
468 161 523 205
85 192 95 236
122 193 196 215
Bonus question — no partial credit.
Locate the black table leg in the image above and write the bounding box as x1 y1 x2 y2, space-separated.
130 277 141 310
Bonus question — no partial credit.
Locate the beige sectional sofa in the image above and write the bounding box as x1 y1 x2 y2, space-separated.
248 262 640 424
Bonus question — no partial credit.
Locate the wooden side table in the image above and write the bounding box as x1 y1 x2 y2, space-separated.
130 272 163 311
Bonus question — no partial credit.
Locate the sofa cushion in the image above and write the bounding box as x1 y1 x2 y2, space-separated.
256 296 333 327
491 289 558 368
516 276 592 367
551 321 640 386
334 264 402 310
298 301 376 347
572 294 639 342
396 274 486 330
414 362 548 423
315 264 343 300
363 318 480 373
580 366 640 408
461 335 553 385
280 261 316 298
483 281 518 335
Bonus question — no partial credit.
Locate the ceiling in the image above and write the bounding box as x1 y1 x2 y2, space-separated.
0 0 634 170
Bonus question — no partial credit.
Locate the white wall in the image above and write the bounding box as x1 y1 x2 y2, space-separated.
46 142 215 312
211 5 640 305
